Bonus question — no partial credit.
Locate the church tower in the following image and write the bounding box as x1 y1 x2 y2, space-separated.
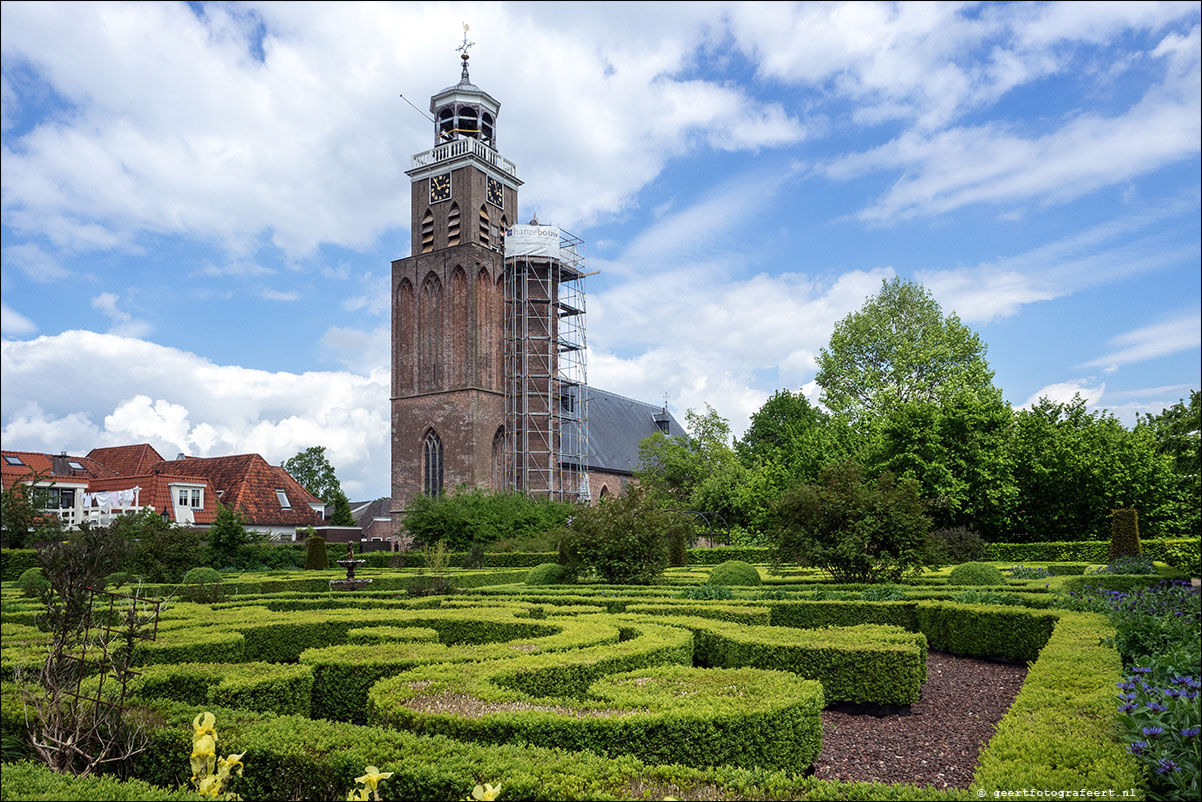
391 48 520 514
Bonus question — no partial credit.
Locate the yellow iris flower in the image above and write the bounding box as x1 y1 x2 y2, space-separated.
470 782 502 800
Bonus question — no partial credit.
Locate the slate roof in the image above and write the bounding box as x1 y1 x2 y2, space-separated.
350 497 392 529
579 387 684 476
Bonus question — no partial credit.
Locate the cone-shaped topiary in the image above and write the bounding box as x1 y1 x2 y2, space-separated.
707 560 762 586
948 561 1005 586
668 530 689 568
1109 508 1141 560
305 535 329 570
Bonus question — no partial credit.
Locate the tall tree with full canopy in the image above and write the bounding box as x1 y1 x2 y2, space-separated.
815 278 995 422
283 446 343 504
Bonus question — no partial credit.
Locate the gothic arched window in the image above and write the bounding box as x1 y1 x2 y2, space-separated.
419 273 443 390
491 426 505 491
423 430 443 497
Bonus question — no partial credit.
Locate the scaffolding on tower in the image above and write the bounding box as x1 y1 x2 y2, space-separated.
503 223 589 502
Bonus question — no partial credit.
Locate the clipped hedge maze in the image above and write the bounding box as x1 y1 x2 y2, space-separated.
0 579 1143 800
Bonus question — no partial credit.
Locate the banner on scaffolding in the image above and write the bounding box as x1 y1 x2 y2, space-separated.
504 224 560 260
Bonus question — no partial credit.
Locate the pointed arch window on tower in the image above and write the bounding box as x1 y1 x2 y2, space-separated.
421 209 435 253
491 426 505 491
496 215 508 251
478 205 490 246
423 430 444 497
447 202 461 246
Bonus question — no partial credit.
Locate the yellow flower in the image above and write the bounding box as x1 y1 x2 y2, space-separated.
470 783 502 801
355 766 394 793
221 752 245 777
347 789 370 802
192 712 217 740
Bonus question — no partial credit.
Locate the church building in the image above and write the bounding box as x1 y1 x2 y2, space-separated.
390 48 681 526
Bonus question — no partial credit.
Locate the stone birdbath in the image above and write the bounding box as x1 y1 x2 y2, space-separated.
330 542 372 592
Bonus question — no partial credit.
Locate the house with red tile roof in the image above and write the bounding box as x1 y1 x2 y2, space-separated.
2 443 326 539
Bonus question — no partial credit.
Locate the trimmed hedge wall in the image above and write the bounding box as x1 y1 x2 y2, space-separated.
372 662 823 771
972 611 1142 794
0 761 203 801
915 602 1057 662
130 661 314 717
984 537 1198 565
0 549 39 580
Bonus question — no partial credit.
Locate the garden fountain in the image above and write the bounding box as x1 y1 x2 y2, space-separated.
330 542 372 592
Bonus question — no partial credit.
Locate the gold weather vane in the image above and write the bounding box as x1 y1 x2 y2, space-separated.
456 22 474 58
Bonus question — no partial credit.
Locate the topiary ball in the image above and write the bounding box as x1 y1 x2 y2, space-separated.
707 560 762 587
948 561 1006 586
181 566 222 585
18 568 49 598
107 571 131 589
526 563 567 585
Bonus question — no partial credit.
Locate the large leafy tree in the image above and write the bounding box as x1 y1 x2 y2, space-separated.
283 446 343 504
0 470 64 549
815 278 995 421
1137 390 1201 537
1010 396 1179 541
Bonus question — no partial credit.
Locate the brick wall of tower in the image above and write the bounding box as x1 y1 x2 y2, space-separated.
391 241 506 516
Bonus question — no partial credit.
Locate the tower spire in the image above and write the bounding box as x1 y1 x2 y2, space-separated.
456 22 474 83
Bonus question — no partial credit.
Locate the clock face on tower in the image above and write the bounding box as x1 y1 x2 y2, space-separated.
487 176 504 208
429 173 451 203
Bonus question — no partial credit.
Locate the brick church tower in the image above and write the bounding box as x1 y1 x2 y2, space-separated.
390 50 519 515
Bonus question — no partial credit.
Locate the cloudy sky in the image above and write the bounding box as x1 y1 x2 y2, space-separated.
2 1 1199 499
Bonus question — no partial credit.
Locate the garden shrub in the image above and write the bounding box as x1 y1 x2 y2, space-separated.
557 487 692 584
1 549 40 580
107 571 131 588
17 568 48 598
113 510 205 583
948 562 1005 586
680 584 734 601
181 567 221 585
706 560 761 587
304 535 328 570
923 526 986 567
770 461 930 584
668 529 689 568
0 760 203 800
1109 507 1141 560
916 602 1057 661
179 566 223 603
525 563 568 586
403 487 573 551
1158 541 1201 577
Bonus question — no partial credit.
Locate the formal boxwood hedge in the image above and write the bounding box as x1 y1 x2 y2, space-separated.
915 602 1057 662
373 662 823 771
0 761 204 801
971 611 1141 794
0 549 39 581
129 661 314 717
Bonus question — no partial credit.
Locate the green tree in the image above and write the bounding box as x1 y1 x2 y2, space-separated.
404 487 573 551
1010 396 1179 541
770 460 930 583
867 388 1016 539
1 470 65 549
206 503 251 568
283 446 342 504
557 486 693 584
112 510 205 583
329 489 356 526
815 278 995 422
1137 390 1201 536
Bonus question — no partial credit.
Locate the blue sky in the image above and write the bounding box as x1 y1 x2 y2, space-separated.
2 1 1199 499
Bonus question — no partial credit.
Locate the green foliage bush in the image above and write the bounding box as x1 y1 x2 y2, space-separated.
922 526 986 567
181 567 221 585
107 571 131 588
17 567 47 598
0 760 204 800
558 488 692 585
680 584 735 601
179 566 223 603
404 488 573 551
947 562 1005 586
668 529 689 567
304 535 329 570
706 560 761 587
0 549 39 580
1109 508 1141 560
206 503 252 569
525 563 568 585
113 510 205 583
859 584 907 601
770 461 930 584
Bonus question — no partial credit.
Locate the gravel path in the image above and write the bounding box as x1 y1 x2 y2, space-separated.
812 651 1027 789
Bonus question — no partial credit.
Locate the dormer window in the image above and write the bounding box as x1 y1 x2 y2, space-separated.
276 489 291 509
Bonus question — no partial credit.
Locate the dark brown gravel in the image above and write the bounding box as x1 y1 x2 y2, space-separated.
812 650 1027 789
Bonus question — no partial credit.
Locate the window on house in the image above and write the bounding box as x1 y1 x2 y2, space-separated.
423 430 443 497
191 488 203 508
48 488 75 509
4 455 25 466
216 490 225 500
68 460 85 471
276 489 291 509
